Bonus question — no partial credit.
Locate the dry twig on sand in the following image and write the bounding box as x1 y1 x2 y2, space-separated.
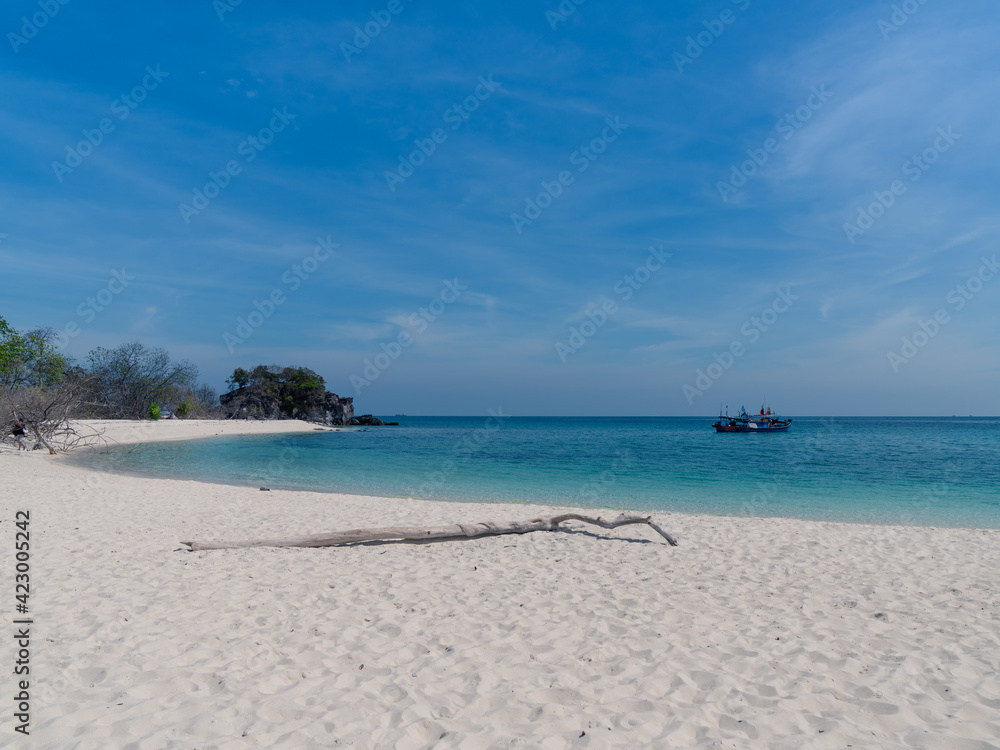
182 512 678 551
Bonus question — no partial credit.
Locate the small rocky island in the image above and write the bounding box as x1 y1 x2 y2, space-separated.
219 365 396 426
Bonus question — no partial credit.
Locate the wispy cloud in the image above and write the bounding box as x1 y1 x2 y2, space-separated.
1 0 997 415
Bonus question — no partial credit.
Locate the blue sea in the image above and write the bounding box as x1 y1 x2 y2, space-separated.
71 417 1000 528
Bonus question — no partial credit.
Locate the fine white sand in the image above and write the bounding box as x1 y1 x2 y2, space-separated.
1 420 998 749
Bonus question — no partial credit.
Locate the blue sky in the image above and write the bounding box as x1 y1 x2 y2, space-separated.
2 0 998 416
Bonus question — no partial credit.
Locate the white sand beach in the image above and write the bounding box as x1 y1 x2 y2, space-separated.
2 419 998 749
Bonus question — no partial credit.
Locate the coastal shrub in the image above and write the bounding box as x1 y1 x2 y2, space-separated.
166 385 222 419
148 403 161 420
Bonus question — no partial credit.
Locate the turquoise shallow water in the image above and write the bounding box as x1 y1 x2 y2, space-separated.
71 417 1000 528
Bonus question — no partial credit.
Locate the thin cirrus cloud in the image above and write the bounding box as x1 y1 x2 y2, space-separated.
0 0 997 415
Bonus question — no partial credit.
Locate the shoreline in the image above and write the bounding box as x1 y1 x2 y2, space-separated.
54 419 998 533
60 455 1000 534
3 420 998 747
60 417 341 447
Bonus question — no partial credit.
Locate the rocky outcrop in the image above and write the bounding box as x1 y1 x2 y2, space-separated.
221 387 355 426
320 392 354 425
350 414 398 426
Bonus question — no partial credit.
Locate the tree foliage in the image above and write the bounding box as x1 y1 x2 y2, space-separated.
226 367 250 390
85 341 198 419
0 316 26 380
2 311 349 450
0 320 71 388
1 316 99 453
222 364 327 419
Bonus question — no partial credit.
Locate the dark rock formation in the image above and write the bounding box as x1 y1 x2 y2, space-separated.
219 366 393 426
320 391 355 425
221 386 354 426
351 414 386 426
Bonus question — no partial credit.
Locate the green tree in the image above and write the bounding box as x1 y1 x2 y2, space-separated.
0 320 70 388
1 316 85 453
0 316 26 373
226 367 250 391
222 364 329 418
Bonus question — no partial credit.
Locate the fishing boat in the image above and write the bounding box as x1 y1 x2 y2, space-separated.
713 405 792 433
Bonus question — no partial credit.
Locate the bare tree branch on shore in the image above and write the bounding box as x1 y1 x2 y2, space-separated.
182 513 678 551
0 317 111 453
1 382 109 454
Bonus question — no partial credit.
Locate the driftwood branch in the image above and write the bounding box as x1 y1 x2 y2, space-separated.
181 512 677 551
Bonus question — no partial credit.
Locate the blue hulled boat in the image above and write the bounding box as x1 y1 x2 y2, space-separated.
713 405 791 433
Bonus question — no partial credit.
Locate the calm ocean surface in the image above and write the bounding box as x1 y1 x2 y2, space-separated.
72 417 1000 528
